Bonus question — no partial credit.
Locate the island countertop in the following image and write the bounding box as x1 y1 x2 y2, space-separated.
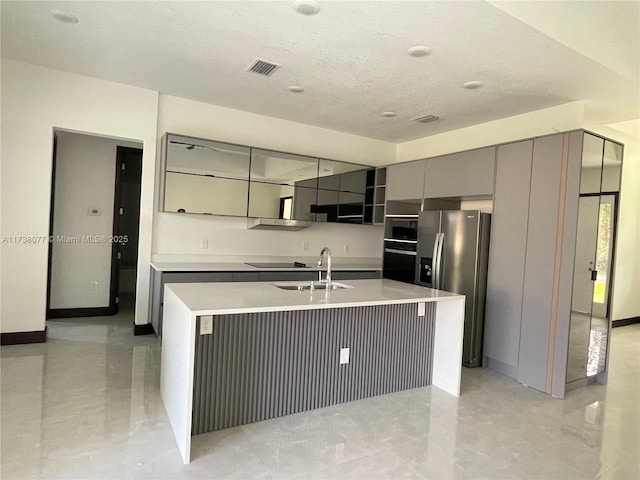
164 278 463 316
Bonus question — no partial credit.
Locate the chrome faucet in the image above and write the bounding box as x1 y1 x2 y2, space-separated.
317 247 332 289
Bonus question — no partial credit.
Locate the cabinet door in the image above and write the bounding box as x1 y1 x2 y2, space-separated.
163 134 251 216
293 184 318 221
340 170 367 194
232 272 260 282
258 271 316 282
424 147 495 198
332 270 381 280
385 160 426 201
518 132 582 397
483 140 533 378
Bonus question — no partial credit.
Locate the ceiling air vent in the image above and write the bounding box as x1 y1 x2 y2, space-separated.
246 58 281 77
413 114 440 124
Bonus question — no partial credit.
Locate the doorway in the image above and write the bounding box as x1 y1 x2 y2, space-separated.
47 131 143 322
113 147 143 313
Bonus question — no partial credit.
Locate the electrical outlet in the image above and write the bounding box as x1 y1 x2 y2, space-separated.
417 302 426 317
301 241 308 252
340 347 350 365
343 244 350 253
200 315 213 335
200 239 209 249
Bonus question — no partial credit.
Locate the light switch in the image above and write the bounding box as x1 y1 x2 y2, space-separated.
200 315 213 335
417 302 426 317
340 347 350 365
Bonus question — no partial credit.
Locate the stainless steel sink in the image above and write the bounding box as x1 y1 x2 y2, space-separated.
274 282 351 291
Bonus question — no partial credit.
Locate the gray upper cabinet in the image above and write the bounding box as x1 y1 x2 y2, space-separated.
315 159 371 224
248 149 318 221
293 178 318 221
339 169 368 194
424 147 496 198
385 160 426 201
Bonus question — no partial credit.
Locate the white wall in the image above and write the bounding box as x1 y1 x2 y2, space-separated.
49 132 141 309
0 60 158 333
153 94 392 260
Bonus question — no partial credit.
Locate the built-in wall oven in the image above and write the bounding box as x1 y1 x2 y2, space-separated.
382 215 419 284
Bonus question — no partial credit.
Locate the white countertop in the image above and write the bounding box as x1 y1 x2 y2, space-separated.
165 279 463 315
152 258 381 272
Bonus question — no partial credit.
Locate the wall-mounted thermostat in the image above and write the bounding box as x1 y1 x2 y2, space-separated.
87 208 102 216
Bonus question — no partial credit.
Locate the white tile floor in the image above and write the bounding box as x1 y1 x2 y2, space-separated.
1 298 639 479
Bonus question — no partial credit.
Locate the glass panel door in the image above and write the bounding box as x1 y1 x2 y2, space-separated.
587 194 616 376
566 196 600 383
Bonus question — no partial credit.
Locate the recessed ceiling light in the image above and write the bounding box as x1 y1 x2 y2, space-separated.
293 0 321 15
407 46 432 58
381 112 397 118
51 9 78 24
463 81 484 89
287 85 305 93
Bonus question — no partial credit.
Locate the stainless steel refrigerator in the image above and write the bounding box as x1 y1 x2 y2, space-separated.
415 210 491 367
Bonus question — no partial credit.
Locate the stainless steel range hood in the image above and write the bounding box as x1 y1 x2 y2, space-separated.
247 218 312 231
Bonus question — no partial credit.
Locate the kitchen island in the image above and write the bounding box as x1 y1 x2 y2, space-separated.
161 278 464 463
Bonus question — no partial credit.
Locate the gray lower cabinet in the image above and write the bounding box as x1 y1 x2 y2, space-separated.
150 269 381 335
258 271 317 282
231 272 260 282
332 271 380 280
150 271 233 335
424 147 496 198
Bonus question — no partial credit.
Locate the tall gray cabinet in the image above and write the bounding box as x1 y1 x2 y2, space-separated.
484 130 622 398
483 140 533 379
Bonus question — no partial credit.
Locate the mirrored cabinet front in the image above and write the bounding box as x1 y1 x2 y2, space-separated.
161 133 377 225
566 132 623 387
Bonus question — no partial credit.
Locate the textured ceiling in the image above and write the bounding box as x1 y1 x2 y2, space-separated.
1 1 638 143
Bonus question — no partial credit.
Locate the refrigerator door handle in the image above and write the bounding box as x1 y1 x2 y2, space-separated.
431 233 440 288
435 233 445 289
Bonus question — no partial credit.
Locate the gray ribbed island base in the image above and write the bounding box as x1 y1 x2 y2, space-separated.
192 302 436 435
160 279 465 464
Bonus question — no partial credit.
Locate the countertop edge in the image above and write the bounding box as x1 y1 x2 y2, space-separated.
189 295 464 316
165 279 464 315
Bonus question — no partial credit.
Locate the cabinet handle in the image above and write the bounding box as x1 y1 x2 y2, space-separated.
384 248 417 256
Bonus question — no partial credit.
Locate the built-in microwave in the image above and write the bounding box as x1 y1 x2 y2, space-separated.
382 215 419 284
